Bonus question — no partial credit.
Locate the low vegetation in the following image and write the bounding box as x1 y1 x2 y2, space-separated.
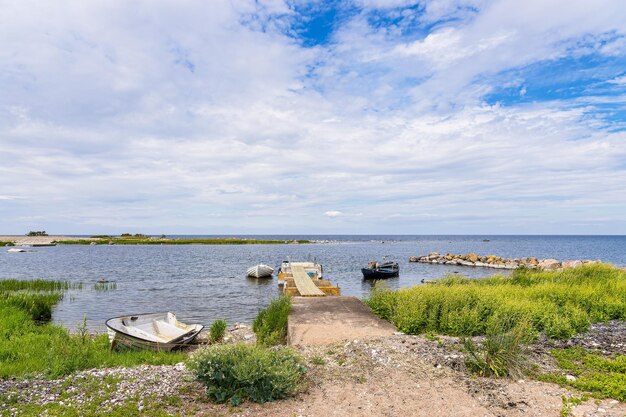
0 279 185 379
252 296 291 346
209 319 227 343
540 348 626 402
55 236 311 245
187 343 306 406
0 241 15 247
366 264 626 340
463 319 533 377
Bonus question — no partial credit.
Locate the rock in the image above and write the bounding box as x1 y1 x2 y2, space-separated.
467 253 478 262
562 260 583 269
538 259 561 270
409 256 419 262
565 374 576 382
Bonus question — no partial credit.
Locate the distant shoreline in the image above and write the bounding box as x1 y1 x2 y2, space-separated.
0 235 312 246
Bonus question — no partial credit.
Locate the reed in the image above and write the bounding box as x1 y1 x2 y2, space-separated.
366 264 626 340
93 281 117 291
0 279 81 292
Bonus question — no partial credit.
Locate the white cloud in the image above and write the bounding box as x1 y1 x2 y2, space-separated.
0 0 625 234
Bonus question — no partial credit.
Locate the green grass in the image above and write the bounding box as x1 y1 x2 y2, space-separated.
54 237 311 245
0 279 186 379
252 296 291 346
209 319 228 343
187 343 306 406
366 264 626 340
0 241 15 247
539 348 626 402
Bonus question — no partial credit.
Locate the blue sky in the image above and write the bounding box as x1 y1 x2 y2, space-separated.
0 0 625 235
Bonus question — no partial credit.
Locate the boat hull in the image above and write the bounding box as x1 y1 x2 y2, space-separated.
361 267 399 279
246 264 274 278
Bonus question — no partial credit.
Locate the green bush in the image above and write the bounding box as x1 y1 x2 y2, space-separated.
187 343 306 405
253 296 291 346
365 264 626 340
209 319 228 343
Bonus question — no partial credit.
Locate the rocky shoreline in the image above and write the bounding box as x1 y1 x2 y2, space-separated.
409 252 602 270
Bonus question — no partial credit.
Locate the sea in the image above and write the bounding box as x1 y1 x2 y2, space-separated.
1 235 625 331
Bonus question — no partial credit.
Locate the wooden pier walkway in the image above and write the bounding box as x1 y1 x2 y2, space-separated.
291 265 325 296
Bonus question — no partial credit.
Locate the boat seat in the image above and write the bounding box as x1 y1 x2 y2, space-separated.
152 319 188 340
121 324 170 343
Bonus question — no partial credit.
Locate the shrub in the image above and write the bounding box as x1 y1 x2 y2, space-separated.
209 319 228 343
253 296 291 346
463 319 533 378
187 343 306 405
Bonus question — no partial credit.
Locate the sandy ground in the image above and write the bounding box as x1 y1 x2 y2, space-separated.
0 235 89 245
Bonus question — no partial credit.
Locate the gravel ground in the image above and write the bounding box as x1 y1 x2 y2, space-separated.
2 324 625 417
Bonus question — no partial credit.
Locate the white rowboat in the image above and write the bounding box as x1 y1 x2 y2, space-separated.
7 248 26 253
246 264 274 278
105 312 203 351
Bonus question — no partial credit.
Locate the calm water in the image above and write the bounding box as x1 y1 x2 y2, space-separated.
1 235 625 331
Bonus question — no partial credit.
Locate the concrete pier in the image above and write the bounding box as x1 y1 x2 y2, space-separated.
287 296 396 346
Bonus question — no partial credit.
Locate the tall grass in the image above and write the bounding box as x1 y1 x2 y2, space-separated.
253 296 291 346
366 264 626 340
0 279 81 292
0 279 185 379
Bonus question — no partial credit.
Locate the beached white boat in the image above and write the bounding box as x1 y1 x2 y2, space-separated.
7 248 26 253
105 312 203 351
246 264 274 278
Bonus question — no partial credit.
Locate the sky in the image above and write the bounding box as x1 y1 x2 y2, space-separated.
1 0 626 235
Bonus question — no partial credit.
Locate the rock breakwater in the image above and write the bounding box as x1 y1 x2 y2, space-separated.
409 252 601 270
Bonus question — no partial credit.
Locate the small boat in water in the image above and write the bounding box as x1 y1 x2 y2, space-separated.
362 261 399 279
105 312 203 351
7 248 26 253
246 264 274 278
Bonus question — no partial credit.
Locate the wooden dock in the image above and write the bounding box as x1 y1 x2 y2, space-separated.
291 265 325 296
280 262 341 297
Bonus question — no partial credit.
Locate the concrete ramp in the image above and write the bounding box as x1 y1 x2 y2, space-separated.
288 296 397 346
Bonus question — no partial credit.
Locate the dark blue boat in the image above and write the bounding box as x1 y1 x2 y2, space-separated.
361 261 399 279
